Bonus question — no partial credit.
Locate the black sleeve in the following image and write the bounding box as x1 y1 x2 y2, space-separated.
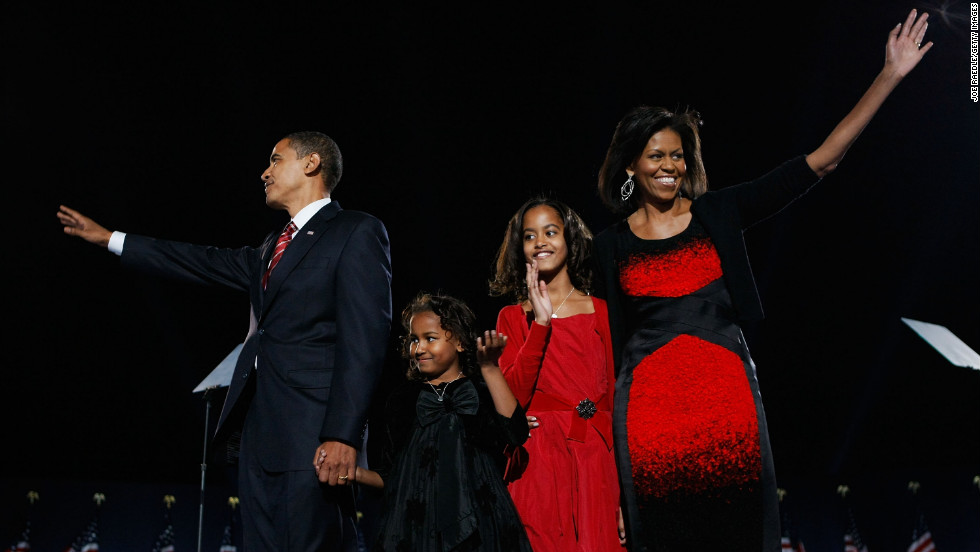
593 226 627 375
492 401 529 447
723 155 822 229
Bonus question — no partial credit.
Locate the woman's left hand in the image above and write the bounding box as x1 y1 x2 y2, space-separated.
885 9 933 77
526 415 539 432
617 507 627 546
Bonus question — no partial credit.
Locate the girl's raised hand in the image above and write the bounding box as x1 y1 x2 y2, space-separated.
477 330 508 367
886 9 932 77
525 261 553 325
478 330 520 416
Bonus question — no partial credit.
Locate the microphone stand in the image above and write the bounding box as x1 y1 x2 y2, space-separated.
191 343 241 552
198 386 217 552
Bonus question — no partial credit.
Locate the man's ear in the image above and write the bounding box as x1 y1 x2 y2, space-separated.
305 152 322 175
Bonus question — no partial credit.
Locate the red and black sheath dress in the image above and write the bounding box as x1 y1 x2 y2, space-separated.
608 216 774 552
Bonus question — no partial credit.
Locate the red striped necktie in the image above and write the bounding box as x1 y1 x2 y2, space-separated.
262 221 297 289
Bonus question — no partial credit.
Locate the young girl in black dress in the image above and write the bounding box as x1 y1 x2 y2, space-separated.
350 292 533 552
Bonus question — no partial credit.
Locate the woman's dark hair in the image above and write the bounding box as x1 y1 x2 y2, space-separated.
597 106 708 216
400 292 480 381
489 195 594 302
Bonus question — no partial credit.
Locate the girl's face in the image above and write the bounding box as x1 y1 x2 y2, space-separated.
521 205 568 279
628 128 687 205
408 311 463 383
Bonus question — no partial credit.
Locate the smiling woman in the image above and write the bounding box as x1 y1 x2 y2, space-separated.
593 8 934 552
629 128 687 207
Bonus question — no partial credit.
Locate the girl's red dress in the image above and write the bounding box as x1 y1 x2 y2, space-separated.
497 297 621 552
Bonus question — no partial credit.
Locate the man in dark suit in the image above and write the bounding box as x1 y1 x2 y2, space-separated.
57 131 392 552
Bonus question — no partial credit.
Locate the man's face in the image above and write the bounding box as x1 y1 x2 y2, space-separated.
261 139 309 211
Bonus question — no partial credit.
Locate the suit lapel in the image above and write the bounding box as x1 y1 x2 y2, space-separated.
251 231 278 312
259 201 341 313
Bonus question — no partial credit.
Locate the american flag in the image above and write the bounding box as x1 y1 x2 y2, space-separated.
3 528 30 552
778 488 807 552
4 520 31 552
65 493 103 552
64 516 99 552
907 511 937 552
4 491 37 552
843 508 868 552
218 524 236 552
151 511 176 552
218 496 239 552
782 536 806 552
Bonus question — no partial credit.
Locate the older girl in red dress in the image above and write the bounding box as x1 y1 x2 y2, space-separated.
490 196 623 552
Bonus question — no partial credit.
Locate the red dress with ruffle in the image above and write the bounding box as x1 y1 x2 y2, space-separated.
609 218 774 552
496 297 622 552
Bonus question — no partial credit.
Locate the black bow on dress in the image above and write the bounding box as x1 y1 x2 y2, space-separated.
416 379 479 426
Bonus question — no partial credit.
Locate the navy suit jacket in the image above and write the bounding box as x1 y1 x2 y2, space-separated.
122 201 393 471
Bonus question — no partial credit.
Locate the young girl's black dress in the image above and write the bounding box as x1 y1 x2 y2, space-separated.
371 377 533 552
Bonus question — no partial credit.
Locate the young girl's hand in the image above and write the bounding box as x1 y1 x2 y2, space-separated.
525 260 552 325
477 330 508 368
478 329 521 417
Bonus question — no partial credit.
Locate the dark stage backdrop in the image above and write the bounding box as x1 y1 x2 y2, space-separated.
4 1 978 549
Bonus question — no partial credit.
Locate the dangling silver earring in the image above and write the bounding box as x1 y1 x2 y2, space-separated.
620 175 634 201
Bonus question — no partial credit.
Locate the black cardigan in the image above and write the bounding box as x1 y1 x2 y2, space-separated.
594 155 821 371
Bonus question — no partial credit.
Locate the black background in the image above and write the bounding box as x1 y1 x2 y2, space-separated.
4 1 979 550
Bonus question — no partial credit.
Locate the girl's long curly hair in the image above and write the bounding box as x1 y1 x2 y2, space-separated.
400 291 480 381
489 196 594 303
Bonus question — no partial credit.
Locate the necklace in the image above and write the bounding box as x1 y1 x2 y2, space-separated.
551 288 576 319
427 372 463 402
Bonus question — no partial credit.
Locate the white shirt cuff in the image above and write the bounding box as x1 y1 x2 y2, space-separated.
108 231 126 256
